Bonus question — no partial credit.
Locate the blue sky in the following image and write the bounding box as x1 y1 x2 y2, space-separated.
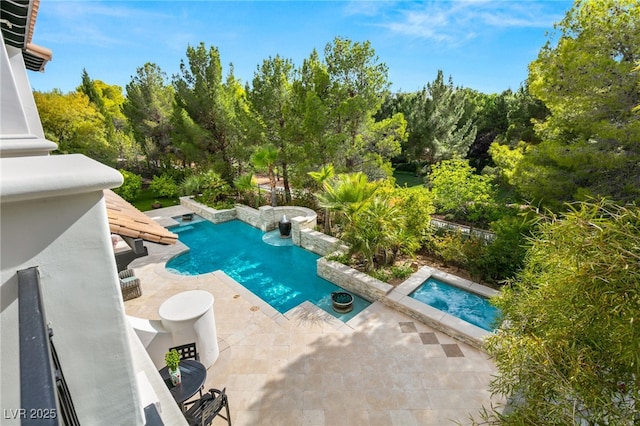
29 0 574 95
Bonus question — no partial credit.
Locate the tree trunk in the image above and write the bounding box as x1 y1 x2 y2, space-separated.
282 163 292 204
324 208 332 235
268 166 277 207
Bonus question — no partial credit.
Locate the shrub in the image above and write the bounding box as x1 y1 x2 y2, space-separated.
180 173 210 196
233 174 258 206
149 174 179 198
428 157 498 226
181 170 229 195
113 170 142 202
369 268 392 282
459 236 491 282
484 201 640 424
483 213 535 282
438 212 535 284
198 184 233 209
290 189 317 209
180 169 235 208
391 263 414 280
431 230 466 268
395 186 434 243
326 252 351 264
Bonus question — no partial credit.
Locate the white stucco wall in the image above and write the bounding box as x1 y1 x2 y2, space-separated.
0 30 184 425
0 42 54 157
0 156 148 425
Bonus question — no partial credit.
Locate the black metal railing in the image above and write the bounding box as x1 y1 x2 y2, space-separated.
18 266 79 425
49 329 80 426
18 266 163 425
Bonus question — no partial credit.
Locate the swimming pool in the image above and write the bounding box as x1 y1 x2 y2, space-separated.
166 216 370 321
410 277 501 331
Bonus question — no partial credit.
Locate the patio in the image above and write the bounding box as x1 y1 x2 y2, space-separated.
125 207 501 425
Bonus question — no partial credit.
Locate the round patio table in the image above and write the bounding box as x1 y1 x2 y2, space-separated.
159 290 219 368
159 359 206 411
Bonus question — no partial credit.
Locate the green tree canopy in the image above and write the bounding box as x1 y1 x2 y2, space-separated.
79 70 134 163
518 0 640 206
250 55 299 202
289 49 332 172
406 70 477 163
285 39 400 181
484 201 640 424
123 63 175 168
173 42 249 181
34 90 116 165
427 157 496 223
323 37 396 175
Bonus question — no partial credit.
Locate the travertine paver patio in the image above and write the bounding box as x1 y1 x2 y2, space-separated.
125 207 501 425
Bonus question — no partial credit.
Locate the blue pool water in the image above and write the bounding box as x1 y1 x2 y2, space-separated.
166 217 370 321
410 277 501 331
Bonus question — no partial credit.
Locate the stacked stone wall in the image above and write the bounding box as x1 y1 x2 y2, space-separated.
317 258 393 302
180 197 237 223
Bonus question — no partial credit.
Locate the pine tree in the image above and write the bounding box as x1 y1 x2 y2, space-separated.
407 70 477 163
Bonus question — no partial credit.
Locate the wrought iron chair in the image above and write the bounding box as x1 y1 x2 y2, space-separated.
169 342 199 362
118 269 142 301
170 342 203 401
184 388 231 426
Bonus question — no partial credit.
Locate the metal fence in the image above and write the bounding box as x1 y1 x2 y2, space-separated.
430 218 496 242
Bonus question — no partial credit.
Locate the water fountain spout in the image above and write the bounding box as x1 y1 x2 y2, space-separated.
278 214 292 238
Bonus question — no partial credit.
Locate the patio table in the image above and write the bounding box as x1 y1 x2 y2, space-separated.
158 359 206 412
158 290 219 368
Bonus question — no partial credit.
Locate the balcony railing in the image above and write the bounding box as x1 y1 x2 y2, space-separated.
17 266 163 425
18 266 79 426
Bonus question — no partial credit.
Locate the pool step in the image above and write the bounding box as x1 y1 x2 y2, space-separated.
173 225 195 233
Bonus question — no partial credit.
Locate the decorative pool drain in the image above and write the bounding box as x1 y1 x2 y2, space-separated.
331 291 354 313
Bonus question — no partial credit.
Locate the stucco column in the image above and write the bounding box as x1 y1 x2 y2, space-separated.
158 290 219 369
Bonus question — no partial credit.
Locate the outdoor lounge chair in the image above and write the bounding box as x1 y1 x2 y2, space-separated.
184 388 231 426
118 269 142 301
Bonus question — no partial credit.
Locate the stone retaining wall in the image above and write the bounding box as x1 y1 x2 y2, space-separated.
234 204 317 232
234 204 262 228
317 258 393 302
180 197 237 223
180 198 317 234
298 229 348 256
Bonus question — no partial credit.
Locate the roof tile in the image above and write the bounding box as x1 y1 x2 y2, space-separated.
104 189 177 245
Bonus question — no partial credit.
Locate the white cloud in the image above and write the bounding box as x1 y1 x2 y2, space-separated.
39 1 174 48
357 1 567 45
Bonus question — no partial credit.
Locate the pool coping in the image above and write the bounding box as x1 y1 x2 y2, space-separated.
318 258 498 350
172 269 368 333
385 266 499 349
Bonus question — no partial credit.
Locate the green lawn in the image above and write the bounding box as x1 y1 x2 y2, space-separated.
393 170 424 187
132 188 181 212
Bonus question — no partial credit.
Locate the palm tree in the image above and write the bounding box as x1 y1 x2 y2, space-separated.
308 164 335 234
234 173 259 207
251 145 279 207
343 196 418 271
316 172 376 235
